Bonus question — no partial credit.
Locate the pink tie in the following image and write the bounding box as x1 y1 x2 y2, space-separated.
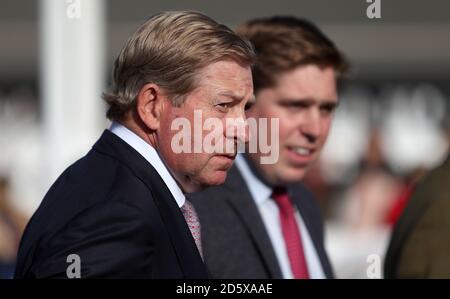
181 200 203 259
272 187 309 279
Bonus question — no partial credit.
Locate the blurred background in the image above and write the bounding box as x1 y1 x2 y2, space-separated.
0 0 449 278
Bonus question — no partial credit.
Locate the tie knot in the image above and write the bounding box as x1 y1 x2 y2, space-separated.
271 187 294 215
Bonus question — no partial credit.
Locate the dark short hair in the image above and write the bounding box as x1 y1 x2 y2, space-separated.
236 16 349 93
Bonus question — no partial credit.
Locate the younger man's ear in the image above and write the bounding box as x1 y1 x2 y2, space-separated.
135 83 166 131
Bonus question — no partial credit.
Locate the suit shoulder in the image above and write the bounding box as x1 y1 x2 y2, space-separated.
414 159 450 202
291 183 321 210
52 149 153 205
24 149 156 242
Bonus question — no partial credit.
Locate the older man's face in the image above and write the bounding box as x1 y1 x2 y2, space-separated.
158 60 254 193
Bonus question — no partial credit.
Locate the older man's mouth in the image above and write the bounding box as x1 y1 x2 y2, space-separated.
213 153 237 166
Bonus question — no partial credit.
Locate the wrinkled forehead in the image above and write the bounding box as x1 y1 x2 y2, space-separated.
195 61 254 95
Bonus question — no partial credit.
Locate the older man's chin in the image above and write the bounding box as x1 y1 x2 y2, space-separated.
185 154 237 192
189 167 232 193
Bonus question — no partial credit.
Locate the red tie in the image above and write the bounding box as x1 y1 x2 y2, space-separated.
272 187 309 279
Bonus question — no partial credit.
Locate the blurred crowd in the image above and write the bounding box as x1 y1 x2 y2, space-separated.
304 83 449 277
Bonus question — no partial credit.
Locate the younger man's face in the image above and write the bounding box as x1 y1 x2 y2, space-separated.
246 64 338 185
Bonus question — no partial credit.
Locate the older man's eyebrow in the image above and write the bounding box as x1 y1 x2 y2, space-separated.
218 91 244 101
218 91 255 103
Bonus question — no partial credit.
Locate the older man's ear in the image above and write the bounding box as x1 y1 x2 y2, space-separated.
136 83 167 131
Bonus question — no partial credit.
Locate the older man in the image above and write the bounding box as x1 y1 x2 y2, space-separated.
15 11 255 278
190 16 348 279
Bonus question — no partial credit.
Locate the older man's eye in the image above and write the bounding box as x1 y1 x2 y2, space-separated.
216 102 232 111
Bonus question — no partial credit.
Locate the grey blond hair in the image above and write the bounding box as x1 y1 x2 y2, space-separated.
103 11 256 120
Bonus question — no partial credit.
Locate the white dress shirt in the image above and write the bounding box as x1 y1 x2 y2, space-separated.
235 155 325 279
109 122 185 208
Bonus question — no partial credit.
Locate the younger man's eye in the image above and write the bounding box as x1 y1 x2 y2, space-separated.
244 102 254 111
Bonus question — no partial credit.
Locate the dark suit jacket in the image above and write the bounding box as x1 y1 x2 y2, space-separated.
15 130 207 278
384 156 450 278
189 165 334 279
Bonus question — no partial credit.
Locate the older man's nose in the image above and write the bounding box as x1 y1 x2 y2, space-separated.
225 117 249 144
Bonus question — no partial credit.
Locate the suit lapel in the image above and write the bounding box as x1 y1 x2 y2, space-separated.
149 178 208 278
93 130 207 278
223 166 283 278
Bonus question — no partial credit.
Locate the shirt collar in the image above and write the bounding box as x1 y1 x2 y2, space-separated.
109 122 185 208
235 154 272 206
